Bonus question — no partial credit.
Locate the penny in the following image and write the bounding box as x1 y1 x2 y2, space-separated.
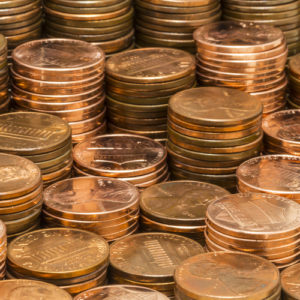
41 159 73 182
281 262 300 300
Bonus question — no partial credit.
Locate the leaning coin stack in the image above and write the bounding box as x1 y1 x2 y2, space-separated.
167 87 263 192
0 35 9 114
43 177 140 242
222 0 300 57
44 0 134 57
288 54 300 109
237 155 300 203
106 48 195 143
109 232 205 298
73 134 169 189
281 263 300 300
7 228 110 296
0 154 42 240
194 21 288 115
0 112 72 186
174 252 281 300
140 180 230 245
206 193 300 269
10 39 106 144
262 109 300 155
134 0 221 53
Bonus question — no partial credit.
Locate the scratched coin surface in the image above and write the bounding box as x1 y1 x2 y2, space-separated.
109 232 204 281
7 228 109 279
0 279 72 300
43 177 140 221
106 47 195 83
169 87 263 126
206 193 300 239
140 180 230 226
281 262 300 300
174 252 280 300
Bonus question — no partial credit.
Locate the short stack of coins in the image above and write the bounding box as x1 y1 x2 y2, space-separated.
222 0 300 57
134 0 221 53
288 54 300 109
7 228 110 296
109 232 205 298
105 48 195 143
262 109 300 155
0 35 9 113
43 177 140 242
167 87 263 192
237 155 300 202
10 39 106 144
73 134 169 189
44 0 134 56
194 21 288 115
0 112 72 186
0 154 42 240
140 180 230 245
0 0 42 61
174 252 281 300
281 263 300 300
205 193 300 269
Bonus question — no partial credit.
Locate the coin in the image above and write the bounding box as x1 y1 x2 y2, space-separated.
281 262 300 300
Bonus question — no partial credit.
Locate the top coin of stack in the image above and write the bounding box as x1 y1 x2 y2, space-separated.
281 263 300 300
0 35 9 113
73 134 169 189
262 109 300 155
11 39 106 144
44 0 134 56
288 54 300 109
194 21 288 115
105 48 195 144
0 112 72 186
174 252 281 300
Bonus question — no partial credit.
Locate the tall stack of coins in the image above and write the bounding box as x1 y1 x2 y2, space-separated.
140 180 230 245
205 193 300 269
174 252 281 300
7 228 110 296
134 0 221 52
222 1 300 57
44 0 134 56
237 155 300 202
0 154 42 240
281 263 300 300
73 134 169 189
0 112 72 186
288 54 300 109
109 232 205 298
262 110 300 155
43 177 140 242
167 87 263 192
105 48 195 143
194 21 288 115
10 39 106 144
0 0 42 61
0 35 9 113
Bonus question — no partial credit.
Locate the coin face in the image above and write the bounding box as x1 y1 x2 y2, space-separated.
174 252 280 300
281 263 300 299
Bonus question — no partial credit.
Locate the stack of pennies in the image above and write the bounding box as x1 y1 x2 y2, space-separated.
0 153 42 240
194 21 288 115
43 0 134 57
0 222 5 279
222 0 300 57
109 232 205 298
139 180 230 245
288 54 300 109
205 192 300 269
262 109 300 155
42 177 140 242
134 0 221 53
174 252 281 300
0 35 9 114
281 263 300 300
73 134 169 189
7 228 110 296
74 285 170 300
167 87 263 192
237 155 300 203
105 48 195 144
0 112 72 186
0 0 42 62
10 38 106 144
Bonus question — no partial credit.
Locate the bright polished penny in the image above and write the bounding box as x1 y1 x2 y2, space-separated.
281 262 300 300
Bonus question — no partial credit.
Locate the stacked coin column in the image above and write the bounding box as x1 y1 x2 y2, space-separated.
194 21 288 116
44 0 134 57
11 39 106 144
105 48 196 144
0 35 9 113
288 54 300 109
